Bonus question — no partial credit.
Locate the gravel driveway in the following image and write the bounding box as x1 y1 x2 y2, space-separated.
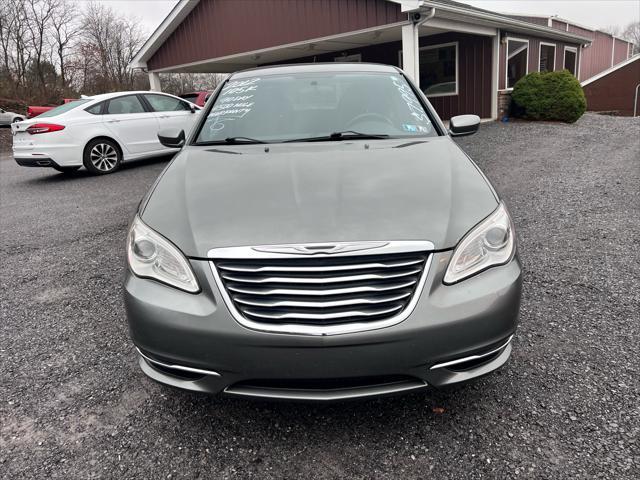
1 114 638 479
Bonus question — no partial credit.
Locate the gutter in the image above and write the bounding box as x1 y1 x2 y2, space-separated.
411 7 436 80
415 0 592 45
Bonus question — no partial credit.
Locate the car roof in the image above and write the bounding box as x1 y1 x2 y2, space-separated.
232 62 401 79
84 91 183 102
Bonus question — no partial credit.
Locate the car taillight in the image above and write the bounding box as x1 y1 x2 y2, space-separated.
26 123 65 135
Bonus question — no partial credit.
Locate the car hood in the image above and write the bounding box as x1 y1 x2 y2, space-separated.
141 137 498 257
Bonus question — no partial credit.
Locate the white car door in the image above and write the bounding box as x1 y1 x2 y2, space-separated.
143 94 198 143
103 94 161 155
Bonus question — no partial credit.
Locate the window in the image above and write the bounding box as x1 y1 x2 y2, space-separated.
195 72 438 144
506 38 529 89
539 43 556 72
85 102 104 115
106 95 145 115
564 47 578 76
37 100 90 118
145 94 190 112
419 43 458 96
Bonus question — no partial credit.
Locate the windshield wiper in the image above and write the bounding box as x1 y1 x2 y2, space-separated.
284 131 390 143
196 136 268 145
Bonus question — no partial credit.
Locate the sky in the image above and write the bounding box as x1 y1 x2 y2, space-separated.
74 0 640 37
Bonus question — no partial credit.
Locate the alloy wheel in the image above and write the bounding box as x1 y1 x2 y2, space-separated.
90 143 118 172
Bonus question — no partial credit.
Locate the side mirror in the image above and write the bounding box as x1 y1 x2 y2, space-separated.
449 114 480 137
158 128 185 148
189 105 197 113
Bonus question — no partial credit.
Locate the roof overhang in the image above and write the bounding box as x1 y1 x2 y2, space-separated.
146 21 412 73
394 0 592 44
130 0 592 73
130 0 199 69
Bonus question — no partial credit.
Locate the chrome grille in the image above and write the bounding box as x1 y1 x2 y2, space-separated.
209 242 432 335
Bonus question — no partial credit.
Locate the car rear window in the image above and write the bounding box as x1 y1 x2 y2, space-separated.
85 102 104 115
37 100 90 118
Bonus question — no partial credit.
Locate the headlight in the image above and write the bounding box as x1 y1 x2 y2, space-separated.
444 202 515 284
127 216 199 293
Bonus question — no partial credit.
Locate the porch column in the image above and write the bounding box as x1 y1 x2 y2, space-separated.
401 23 419 85
491 30 500 119
149 72 162 91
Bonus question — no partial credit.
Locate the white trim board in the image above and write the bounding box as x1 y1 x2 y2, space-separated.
505 37 529 89
563 46 578 76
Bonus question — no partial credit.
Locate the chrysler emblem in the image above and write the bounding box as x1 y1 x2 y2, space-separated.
252 241 389 255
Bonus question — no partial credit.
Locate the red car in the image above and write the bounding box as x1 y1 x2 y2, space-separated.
178 91 213 107
27 98 77 119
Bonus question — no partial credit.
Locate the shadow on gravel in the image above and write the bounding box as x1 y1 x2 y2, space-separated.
18 154 174 185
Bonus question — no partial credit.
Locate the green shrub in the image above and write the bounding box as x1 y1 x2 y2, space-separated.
511 70 587 123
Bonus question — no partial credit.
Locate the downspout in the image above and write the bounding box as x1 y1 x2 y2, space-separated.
413 7 436 87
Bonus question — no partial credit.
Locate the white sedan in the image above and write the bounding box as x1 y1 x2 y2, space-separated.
0 107 25 126
11 91 200 174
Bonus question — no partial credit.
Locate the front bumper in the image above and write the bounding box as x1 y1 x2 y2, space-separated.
124 251 522 400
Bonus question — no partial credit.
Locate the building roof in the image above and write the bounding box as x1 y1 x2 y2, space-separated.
131 0 199 69
581 54 640 86
397 1 593 43
130 0 593 70
499 12 634 43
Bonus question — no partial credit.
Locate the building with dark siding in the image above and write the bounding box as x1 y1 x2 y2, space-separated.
131 0 635 120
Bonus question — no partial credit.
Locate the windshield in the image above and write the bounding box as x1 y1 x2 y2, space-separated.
195 72 437 144
37 99 90 118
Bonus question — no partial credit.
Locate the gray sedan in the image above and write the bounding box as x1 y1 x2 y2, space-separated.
124 63 522 401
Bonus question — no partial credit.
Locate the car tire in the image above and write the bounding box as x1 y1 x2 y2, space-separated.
52 165 81 174
83 139 122 175
12 117 23 123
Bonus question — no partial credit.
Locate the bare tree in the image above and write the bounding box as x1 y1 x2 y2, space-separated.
24 0 59 94
623 21 640 55
79 1 146 93
160 73 226 96
0 1 15 76
50 0 81 91
601 25 622 37
0 0 223 109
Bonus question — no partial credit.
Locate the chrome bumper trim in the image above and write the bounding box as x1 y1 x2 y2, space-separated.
136 347 221 377
224 379 428 401
429 335 514 370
